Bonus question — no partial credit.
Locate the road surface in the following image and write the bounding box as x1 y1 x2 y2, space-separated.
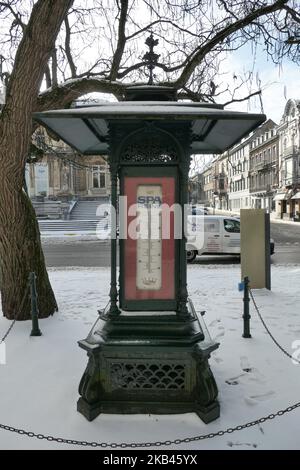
42 221 300 267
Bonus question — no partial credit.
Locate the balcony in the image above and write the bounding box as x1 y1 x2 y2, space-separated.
283 146 299 158
251 160 272 172
285 175 300 187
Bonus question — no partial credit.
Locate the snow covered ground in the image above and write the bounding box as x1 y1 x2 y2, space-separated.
1 264 300 450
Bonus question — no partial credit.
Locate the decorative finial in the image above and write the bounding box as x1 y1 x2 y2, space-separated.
143 32 160 85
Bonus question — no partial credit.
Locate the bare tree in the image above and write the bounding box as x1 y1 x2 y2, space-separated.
0 0 299 320
0 0 73 320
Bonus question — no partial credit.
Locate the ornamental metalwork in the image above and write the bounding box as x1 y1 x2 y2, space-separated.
121 132 178 164
109 361 187 390
143 32 160 85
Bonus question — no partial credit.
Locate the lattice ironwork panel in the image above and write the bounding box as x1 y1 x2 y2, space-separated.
121 132 178 164
109 360 187 391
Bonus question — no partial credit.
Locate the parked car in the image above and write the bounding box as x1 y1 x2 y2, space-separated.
186 215 275 262
190 205 209 215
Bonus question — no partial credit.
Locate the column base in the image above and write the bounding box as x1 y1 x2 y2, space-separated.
77 300 220 424
77 396 220 424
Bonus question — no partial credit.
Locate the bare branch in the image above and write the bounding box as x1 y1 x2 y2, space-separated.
64 15 77 78
221 89 262 107
109 0 129 81
44 63 52 88
175 0 290 88
0 1 26 31
51 48 58 86
37 78 127 111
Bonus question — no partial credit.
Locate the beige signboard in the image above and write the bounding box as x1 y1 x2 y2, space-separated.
240 209 271 289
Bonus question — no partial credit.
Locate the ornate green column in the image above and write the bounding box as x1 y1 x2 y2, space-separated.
177 146 191 319
108 160 121 317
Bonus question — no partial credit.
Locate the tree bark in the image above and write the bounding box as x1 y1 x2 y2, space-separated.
0 0 73 320
0 183 57 320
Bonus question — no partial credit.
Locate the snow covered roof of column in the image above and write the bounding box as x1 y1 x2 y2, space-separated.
33 100 266 156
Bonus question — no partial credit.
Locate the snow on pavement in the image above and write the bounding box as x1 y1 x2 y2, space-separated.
1 265 300 450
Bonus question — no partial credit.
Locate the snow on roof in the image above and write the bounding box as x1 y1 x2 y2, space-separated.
36 102 266 120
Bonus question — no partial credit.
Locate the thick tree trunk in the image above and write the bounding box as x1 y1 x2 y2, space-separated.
0 0 73 320
0 183 57 320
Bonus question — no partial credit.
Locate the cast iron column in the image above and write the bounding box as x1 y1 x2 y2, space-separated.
108 163 121 316
177 154 191 319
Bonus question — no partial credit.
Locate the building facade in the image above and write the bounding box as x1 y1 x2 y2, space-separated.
189 172 205 204
249 119 279 212
202 165 214 206
227 137 251 212
275 99 300 220
189 98 300 219
25 129 111 201
211 154 228 210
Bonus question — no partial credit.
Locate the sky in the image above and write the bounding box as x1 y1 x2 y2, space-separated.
224 44 300 125
81 40 299 128
190 42 299 173
1 1 299 125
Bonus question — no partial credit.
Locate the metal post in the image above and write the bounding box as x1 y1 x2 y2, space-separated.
177 157 191 320
242 276 251 338
29 272 42 337
108 168 121 316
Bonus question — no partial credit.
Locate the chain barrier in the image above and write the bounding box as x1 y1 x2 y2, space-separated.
249 287 300 365
1 283 300 447
0 401 300 448
0 284 29 344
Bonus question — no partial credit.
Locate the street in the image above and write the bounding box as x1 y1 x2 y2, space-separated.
42 221 300 267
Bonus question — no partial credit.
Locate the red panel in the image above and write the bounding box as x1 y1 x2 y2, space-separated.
124 177 175 301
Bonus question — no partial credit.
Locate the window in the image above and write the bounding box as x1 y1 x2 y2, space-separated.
92 165 106 189
205 220 220 232
224 219 240 233
285 158 293 182
35 163 49 196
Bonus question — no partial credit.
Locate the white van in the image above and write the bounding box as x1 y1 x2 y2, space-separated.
186 215 274 262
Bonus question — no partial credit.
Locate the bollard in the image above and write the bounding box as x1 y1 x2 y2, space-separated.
29 272 42 337
242 276 251 338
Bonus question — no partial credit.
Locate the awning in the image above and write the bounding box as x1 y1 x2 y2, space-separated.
291 192 300 200
273 190 293 201
274 193 287 201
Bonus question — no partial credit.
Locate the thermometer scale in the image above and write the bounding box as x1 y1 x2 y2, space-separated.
136 185 162 291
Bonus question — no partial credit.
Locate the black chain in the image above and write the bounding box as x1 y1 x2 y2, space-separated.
0 284 29 344
249 288 300 365
0 401 300 448
2 286 300 447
